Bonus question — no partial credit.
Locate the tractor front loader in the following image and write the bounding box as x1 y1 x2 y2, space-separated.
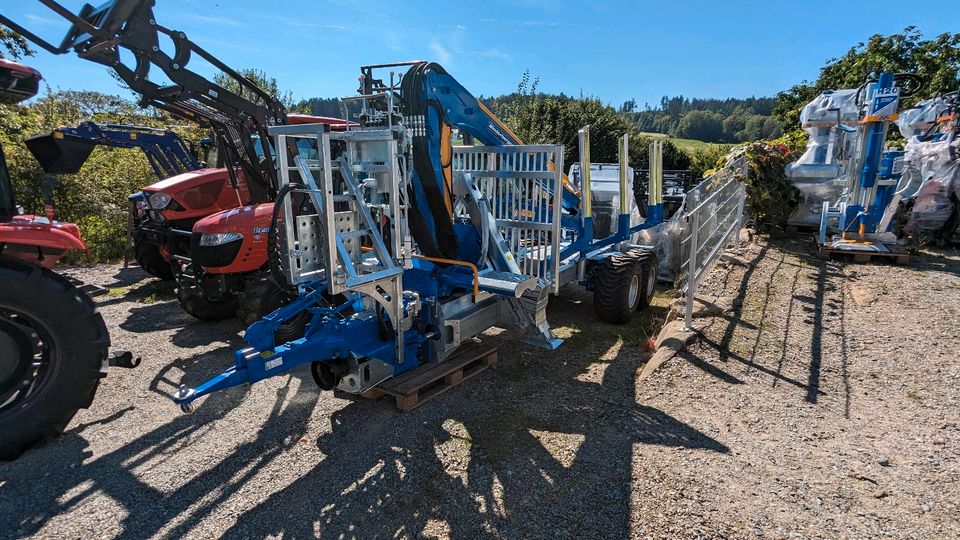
25 120 206 279
2 0 354 326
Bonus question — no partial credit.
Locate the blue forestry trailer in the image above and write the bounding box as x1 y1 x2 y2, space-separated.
2 0 671 411
172 60 668 410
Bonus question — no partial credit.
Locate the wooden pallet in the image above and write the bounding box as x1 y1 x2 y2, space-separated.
817 242 910 264
360 342 497 411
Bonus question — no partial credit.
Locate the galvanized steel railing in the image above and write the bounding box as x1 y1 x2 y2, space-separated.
676 157 748 330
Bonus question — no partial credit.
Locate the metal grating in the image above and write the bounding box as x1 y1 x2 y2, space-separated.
452 145 564 289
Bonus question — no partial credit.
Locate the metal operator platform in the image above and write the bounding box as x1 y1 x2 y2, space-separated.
816 72 924 260
172 62 669 412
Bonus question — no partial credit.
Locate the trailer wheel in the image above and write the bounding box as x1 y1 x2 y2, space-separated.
638 254 659 309
176 287 237 321
0 258 108 460
133 240 174 281
237 276 308 343
593 251 644 324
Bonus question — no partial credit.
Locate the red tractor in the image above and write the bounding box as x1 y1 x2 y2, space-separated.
130 114 352 323
0 58 136 459
1 0 354 327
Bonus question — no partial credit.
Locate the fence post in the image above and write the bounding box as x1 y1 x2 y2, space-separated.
684 209 700 331
734 183 746 254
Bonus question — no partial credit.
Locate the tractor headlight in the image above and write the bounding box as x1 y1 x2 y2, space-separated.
199 232 243 246
147 192 172 209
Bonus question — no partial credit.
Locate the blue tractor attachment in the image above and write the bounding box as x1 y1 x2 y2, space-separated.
812 72 926 254
173 61 669 412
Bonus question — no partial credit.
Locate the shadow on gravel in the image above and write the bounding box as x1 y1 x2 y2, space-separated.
120 302 242 349
219 296 728 538
679 237 841 404
1 285 726 538
911 248 960 278
0 346 320 539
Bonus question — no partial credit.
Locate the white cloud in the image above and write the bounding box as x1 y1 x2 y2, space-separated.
24 13 62 26
430 40 453 65
191 14 245 27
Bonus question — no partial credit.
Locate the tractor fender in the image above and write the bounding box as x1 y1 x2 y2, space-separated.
0 216 87 252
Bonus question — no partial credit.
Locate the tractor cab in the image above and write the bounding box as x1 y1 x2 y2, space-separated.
0 58 42 222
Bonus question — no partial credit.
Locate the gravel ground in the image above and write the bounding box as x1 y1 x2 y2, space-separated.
0 235 957 539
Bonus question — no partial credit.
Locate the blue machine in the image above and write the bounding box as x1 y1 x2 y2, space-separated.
172 62 667 411
25 121 201 178
818 72 919 251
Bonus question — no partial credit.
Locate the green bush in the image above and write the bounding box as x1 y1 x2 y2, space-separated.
729 142 800 231
688 144 730 179
0 90 205 263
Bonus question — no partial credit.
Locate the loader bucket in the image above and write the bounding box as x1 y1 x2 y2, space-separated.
24 132 96 174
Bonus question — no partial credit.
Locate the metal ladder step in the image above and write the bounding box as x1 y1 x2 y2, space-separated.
477 270 538 298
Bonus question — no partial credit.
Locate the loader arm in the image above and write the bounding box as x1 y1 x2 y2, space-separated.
25 121 202 178
1 0 286 202
391 61 581 259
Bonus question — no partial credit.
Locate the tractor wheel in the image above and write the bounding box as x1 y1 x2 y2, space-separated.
237 276 309 343
593 251 645 324
638 253 659 309
176 287 237 321
0 258 109 460
133 240 174 281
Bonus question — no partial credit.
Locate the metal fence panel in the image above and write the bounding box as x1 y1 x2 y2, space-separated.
674 157 748 330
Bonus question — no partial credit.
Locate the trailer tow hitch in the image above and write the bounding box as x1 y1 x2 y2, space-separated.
108 350 141 369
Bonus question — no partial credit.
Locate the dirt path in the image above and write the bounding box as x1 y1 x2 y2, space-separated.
633 237 960 538
0 237 957 538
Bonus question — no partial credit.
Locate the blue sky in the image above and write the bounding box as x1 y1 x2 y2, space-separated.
8 0 960 108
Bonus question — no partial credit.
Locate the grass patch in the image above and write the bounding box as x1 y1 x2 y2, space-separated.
107 280 176 304
637 132 734 154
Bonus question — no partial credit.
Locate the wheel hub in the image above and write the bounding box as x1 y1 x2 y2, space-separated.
0 317 36 398
628 274 640 307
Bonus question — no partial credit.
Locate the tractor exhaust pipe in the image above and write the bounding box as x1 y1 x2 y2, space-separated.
310 359 350 390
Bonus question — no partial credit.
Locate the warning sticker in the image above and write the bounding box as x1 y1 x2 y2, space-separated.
264 357 283 370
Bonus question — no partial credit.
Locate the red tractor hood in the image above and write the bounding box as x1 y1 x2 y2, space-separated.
144 167 230 192
141 167 251 221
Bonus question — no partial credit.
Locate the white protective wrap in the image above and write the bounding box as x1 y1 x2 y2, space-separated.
896 97 946 138
897 132 960 235
789 89 862 175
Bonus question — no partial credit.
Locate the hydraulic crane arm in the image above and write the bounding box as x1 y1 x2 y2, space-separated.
1 0 286 202
374 61 581 259
25 121 201 178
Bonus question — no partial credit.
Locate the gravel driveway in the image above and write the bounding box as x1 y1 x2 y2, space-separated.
0 235 957 539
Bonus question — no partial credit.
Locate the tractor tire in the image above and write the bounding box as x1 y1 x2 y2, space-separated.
133 240 174 281
0 258 109 460
593 250 645 325
176 287 237 321
237 276 309 343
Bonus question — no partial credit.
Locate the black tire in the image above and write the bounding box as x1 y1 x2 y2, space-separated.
133 239 174 281
638 253 659 309
176 286 237 321
593 251 645 324
0 258 109 460
237 276 308 343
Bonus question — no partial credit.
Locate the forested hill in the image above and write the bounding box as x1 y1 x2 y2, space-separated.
293 92 782 145
622 95 782 143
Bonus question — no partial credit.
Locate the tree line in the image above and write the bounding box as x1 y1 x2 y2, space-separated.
2 26 957 260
